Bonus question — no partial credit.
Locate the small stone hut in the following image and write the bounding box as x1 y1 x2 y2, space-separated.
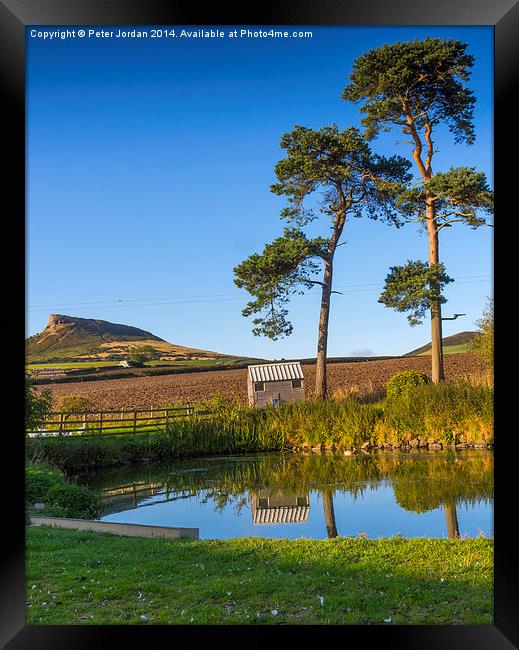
247 361 305 408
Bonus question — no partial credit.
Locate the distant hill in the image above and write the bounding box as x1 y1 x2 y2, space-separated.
26 314 238 364
404 331 477 357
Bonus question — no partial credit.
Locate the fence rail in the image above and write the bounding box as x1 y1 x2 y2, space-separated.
27 405 212 438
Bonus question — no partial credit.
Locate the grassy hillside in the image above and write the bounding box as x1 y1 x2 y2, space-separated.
404 331 476 357
26 314 239 365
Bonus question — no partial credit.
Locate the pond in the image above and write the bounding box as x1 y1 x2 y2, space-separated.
80 450 493 540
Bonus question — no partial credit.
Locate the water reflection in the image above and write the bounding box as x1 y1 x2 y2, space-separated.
250 490 310 524
80 450 493 540
322 490 338 538
444 500 460 539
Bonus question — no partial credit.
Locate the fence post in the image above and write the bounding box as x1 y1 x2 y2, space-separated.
133 411 137 435
58 412 64 435
99 412 103 435
164 409 168 429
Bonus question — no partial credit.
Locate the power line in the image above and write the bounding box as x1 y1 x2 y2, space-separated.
26 275 492 313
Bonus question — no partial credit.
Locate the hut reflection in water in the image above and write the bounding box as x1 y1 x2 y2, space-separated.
250 489 310 525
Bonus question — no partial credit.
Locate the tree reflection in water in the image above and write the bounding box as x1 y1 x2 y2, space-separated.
83 450 492 538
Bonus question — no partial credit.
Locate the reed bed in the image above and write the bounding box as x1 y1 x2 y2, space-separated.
160 380 492 454
27 381 493 473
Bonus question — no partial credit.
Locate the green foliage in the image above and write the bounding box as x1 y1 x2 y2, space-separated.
45 482 102 519
234 228 327 338
234 124 411 340
25 374 53 431
25 462 65 503
271 124 411 224
391 453 493 512
26 435 159 474
386 371 431 400
469 298 493 368
128 345 160 363
25 461 102 518
57 395 94 413
342 38 476 144
28 383 493 472
382 381 493 445
156 402 283 457
378 260 454 325
397 167 493 232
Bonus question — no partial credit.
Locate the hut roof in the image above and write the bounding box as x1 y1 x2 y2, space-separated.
248 362 304 383
253 505 310 525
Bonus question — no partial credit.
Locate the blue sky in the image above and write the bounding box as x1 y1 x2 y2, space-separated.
26 25 493 358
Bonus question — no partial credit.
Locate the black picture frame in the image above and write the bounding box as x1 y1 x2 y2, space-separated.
2 0 514 647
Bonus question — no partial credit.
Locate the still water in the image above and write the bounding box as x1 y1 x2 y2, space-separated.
81 450 493 540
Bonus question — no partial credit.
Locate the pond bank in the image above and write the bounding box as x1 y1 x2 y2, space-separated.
26 527 493 625
26 382 493 474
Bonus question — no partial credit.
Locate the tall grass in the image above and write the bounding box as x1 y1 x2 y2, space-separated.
381 381 493 445
159 381 492 453
155 397 284 458
27 382 493 472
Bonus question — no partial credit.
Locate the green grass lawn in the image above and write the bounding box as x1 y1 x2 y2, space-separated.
26 527 493 625
418 343 471 356
27 361 120 370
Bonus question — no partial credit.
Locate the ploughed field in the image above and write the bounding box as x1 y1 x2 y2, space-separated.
38 353 490 411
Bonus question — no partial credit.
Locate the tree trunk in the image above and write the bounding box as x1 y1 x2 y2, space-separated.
444 499 460 539
315 254 334 399
426 198 445 383
322 489 338 538
406 114 444 383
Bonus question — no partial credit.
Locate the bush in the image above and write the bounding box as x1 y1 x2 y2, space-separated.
47 482 102 519
469 298 493 368
25 375 52 431
25 462 64 503
57 395 94 413
25 461 102 519
128 345 160 363
385 371 431 400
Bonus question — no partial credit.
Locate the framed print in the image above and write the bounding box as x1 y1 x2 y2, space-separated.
2 0 515 647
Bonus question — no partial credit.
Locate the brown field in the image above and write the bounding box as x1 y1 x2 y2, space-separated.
37 353 491 412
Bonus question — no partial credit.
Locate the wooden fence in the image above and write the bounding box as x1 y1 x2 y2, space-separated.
26 405 211 438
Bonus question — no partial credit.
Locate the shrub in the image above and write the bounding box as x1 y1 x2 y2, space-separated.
57 395 94 413
25 375 52 431
385 371 431 400
47 482 102 519
128 345 160 363
25 461 102 519
25 462 65 503
469 298 493 368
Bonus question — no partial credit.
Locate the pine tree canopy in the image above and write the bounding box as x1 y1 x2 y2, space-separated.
378 260 454 326
342 38 476 144
234 124 412 339
396 166 494 231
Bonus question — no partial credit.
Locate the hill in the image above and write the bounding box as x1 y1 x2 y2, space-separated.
26 314 238 364
404 331 476 357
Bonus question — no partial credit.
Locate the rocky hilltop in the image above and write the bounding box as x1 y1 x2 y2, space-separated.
26 314 232 363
